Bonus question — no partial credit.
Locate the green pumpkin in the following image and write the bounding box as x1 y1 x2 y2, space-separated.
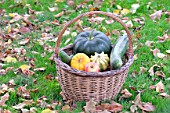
73 30 112 56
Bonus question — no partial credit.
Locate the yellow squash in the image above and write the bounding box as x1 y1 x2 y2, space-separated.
70 53 90 71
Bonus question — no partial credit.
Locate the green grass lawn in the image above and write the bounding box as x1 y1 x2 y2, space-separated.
0 0 170 113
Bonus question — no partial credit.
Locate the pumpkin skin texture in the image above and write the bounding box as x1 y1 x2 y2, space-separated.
70 53 90 71
73 30 112 56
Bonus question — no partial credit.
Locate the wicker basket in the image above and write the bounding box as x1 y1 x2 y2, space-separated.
54 11 134 102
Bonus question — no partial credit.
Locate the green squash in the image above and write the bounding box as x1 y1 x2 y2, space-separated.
73 30 112 56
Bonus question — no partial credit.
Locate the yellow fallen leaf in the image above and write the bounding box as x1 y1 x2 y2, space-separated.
4 56 17 63
121 8 130 15
7 26 11 33
113 10 120 15
56 0 63 2
41 109 55 113
9 13 15 18
19 64 30 71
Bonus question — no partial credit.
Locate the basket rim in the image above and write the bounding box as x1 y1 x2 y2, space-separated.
54 44 134 77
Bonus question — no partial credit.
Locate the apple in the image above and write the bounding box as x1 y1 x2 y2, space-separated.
85 62 100 72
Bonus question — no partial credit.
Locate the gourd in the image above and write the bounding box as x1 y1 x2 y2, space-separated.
70 53 90 71
90 52 109 71
73 30 112 56
58 51 73 64
110 36 129 69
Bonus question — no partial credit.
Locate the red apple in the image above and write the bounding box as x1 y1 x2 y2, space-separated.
85 62 100 72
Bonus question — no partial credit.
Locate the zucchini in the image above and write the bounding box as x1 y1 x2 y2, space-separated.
58 51 73 64
110 35 129 69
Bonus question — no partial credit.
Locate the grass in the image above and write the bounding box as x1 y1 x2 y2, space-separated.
0 0 170 113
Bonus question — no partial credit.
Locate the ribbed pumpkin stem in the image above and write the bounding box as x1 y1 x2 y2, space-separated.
89 30 95 40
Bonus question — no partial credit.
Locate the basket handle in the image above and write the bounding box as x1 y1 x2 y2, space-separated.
55 11 133 56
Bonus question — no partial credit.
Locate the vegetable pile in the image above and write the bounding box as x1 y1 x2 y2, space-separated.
59 30 129 73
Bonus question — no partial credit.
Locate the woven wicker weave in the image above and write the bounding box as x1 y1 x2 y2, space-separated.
54 11 134 102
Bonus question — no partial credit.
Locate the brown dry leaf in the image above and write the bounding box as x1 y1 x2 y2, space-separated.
119 89 132 101
8 79 16 86
3 109 12 113
17 85 31 99
158 93 170 98
0 69 6 75
134 93 142 105
150 10 162 21
155 81 164 93
84 99 97 113
158 33 170 42
19 27 30 34
138 102 155 112
130 105 138 113
112 30 120 36
150 48 160 57
126 20 133 28
19 38 30 45
109 101 123 112
155 71 165 78
105 20 114 24
148 64 160 76
13 103 26 109
0 93 9 106
139 67 147 74
55 11 64 18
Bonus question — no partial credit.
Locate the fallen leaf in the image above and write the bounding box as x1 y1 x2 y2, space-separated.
48 7 57 12
30 107 37 113
0 69 6 75
116 5 122 10
33 67 46 71
13 103 26 109
130 4 140 14
109 101 123 112
71 32 77 37
41 108 55 113
158 33 170 42
19 27 30 34
0 93 9 106
130 105 138 113
17 85 31 99
155 71 165 78
138 102 155 112
18 38 30 45
19 65 30 71
156 53 166 59
150 10 162 21
119 89 132 101
166 50 170 54
84 99 97 113
105 20 114 24
113 10 120 15
139 67 147 74
62 105 71 111
121 8 130 15
148 64 160 76
21 108 30 113
54 11 64 18
134 93 142 105
150 48 160 57
155 81 164 93
158 93 170 98
4 56 17 63
145 40 154 47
